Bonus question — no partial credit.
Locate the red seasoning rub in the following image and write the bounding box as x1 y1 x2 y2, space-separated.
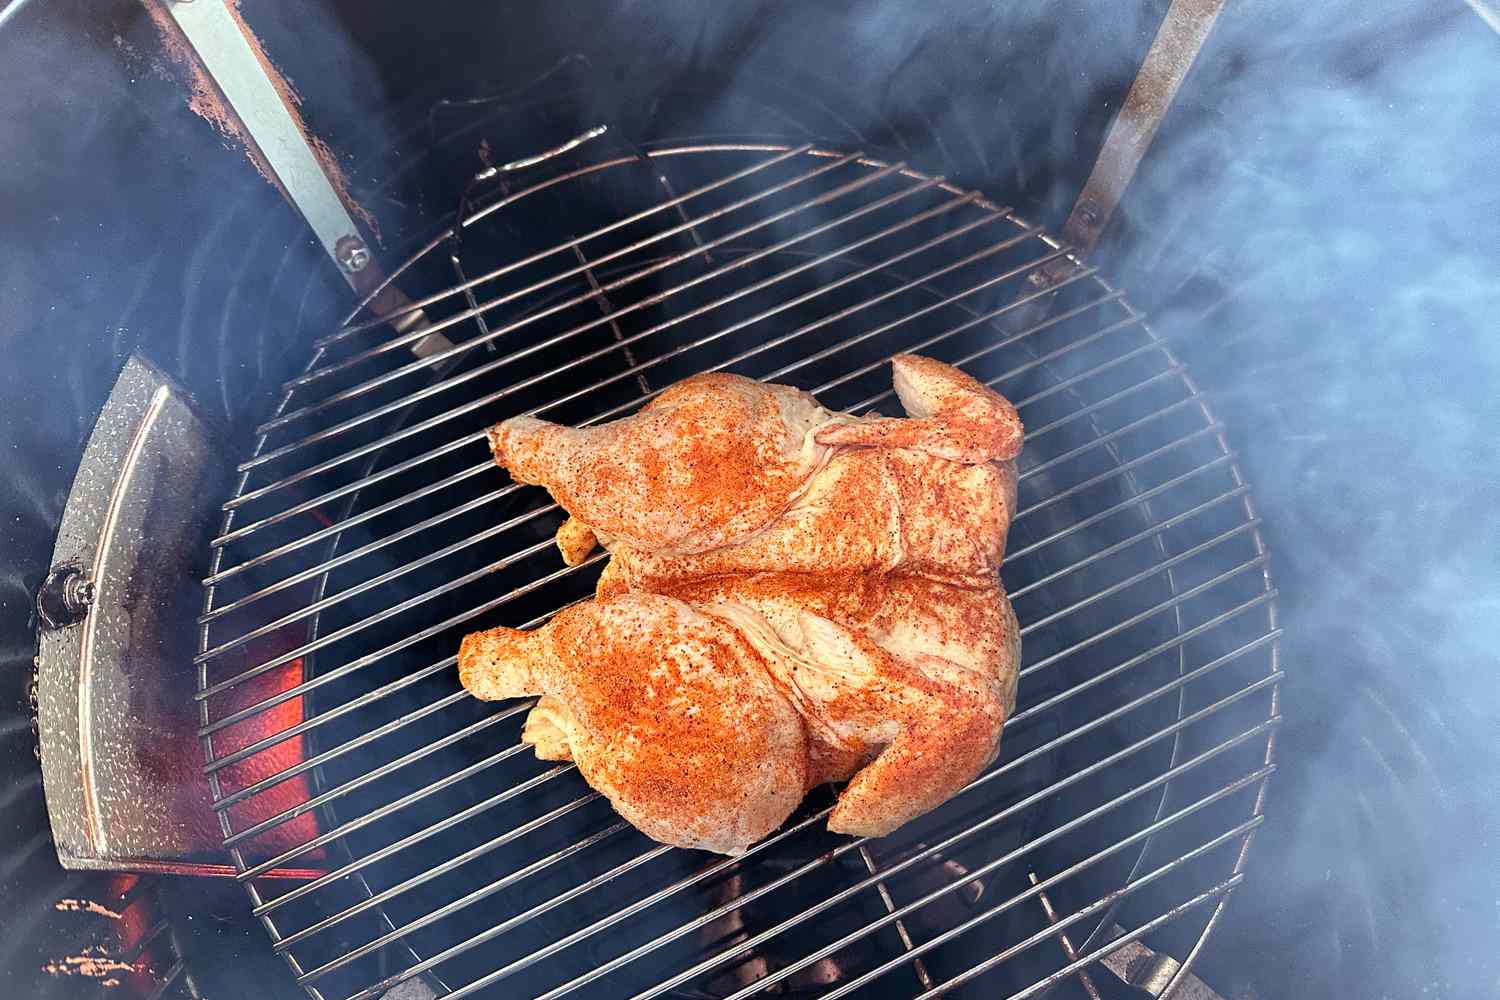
460 355 1024 853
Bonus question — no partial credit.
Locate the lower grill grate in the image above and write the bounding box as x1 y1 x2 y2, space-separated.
198 144 1279 1000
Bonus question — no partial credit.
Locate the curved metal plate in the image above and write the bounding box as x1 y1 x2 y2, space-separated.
36 354 225 870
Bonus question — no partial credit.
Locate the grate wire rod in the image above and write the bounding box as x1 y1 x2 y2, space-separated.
204 653 469 774
828 852 1247 1000
319 145 815 346
1019 555 1269 682
1008 338 1182 411
267 154 896 425
210 445 489 550
1020 396 1205 483
467 230 1059 445
845 304 1140 418
313 807 835 991
237 737 547 881
1009 620 1279 731
258 605 1276 951
516 245 1089 436
214 688 467 796
616 772 1266 1000
217 514 1264 838
205 232 1082 632
197 529 554 671
205 476 1264 797
204 271 1105 648
801 294 1130 411
202 463 1254 746
1010 455 1239 562
317 662 1279 995
256 768 583 915
231 168 939 505
210 302 1145 621
198 548 606 720
249 186 987 469
201 276 1126 599
1017 519 1261 639
1020 365 1188 442
210 213 1043 555
230 603 1275 943
274 799 618 951
203 271 1115 674
209 252 1100 556
546 689 1279 1000
200 511 556 659
290 150 863 390
221 708 524 843
444 705 1278 1000
202 449 1242 773
937 876 1243 1000
715 770 1270 1000
1015 424 1224 522
1007 485 1249 601
200 480 519 617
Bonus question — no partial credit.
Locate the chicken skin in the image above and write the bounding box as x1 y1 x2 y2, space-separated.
461 355 1024 853
459 594 808 855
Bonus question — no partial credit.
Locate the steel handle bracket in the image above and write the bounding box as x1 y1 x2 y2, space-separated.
1064 0 1228 257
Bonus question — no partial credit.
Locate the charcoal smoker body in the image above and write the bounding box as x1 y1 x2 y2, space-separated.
2 2 1496 1000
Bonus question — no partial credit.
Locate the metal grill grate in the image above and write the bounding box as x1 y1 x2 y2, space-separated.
199 145 1280 1000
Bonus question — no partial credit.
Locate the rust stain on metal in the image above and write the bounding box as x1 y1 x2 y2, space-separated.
1063 0 1226 254
41 947 139 987
54 897 124 919
141 0 380 243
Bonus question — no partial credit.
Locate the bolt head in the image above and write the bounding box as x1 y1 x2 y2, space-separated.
335 236 371 273
65 575 95 613
39 565 94 629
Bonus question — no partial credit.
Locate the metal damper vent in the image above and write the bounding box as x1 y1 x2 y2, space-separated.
198 145 1280 1000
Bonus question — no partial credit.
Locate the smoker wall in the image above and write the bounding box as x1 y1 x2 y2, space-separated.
2 1 1496 997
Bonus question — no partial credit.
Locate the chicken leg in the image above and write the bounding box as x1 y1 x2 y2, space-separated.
459 593 809 855
490 373 842 557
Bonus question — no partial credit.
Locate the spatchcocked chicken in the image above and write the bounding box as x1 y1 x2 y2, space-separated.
459 355 1023 854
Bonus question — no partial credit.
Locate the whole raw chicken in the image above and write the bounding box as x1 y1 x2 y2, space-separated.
459 355 1023 854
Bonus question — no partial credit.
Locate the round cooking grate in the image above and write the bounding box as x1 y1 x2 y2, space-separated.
199 145 1279 1000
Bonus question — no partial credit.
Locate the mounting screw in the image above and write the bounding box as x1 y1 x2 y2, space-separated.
1077 201 1101 227
335 235 371 273
38 565 95 629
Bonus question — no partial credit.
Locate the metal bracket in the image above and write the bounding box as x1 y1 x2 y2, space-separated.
35 356 321 877
1064 0 1227 256
1097 922 1227 1000
154 0 453 354
159 0 367 280
37 356 226 869
1030 869 1228 1000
